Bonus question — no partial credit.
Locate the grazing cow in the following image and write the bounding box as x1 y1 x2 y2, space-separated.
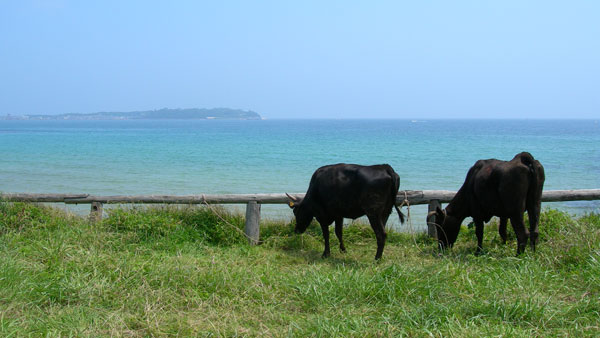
287 163 405 260
430 152 545 255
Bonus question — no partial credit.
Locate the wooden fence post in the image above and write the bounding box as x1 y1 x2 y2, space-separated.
245 201 260 245
427 199 441 238
90 201 103 223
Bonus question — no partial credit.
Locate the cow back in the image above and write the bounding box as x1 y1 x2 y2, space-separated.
305 164 399 220
463 153 543 219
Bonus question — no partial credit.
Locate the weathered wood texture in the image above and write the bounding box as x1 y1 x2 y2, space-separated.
427 199 441 238
0 193 89 202
3 189 598 243
244 201 261 245
538 189 600 202
2 189 599 205
89 202 103 223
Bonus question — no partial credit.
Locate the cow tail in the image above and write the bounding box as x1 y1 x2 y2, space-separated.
395 204 405 224
519 152 544 206
388 167 405 224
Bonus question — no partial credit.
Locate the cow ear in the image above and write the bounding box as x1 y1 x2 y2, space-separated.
436 206 445 218
288 201 295 209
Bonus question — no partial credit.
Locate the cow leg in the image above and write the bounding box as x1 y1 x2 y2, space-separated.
499 217 508 244
475 220 485 255
334 218 346 253
527 202 541 252
320 222 331 258
381 210 391 228
509 214 529 255
367 215 387 260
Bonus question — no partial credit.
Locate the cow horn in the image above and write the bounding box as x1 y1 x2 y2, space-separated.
427 211 437 218
285 193 298 202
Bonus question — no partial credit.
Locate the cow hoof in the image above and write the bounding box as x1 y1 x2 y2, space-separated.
321 252 330 259
340 247 346 253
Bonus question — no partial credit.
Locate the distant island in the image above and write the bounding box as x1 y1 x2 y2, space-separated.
1 108 262 120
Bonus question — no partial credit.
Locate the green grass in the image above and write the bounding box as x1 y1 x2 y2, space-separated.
0 201 599 337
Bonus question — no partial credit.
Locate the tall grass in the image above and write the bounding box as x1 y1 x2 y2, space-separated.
0 201 598 336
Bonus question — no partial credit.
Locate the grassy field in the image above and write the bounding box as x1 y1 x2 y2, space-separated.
0 201 599 337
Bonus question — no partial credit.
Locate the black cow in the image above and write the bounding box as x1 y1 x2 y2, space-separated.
430 152 545 255
287 163 405 260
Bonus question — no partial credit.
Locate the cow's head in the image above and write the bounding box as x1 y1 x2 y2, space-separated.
286 193 313 234
431 206 461 251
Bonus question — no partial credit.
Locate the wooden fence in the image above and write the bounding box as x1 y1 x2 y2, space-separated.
2 189 599 244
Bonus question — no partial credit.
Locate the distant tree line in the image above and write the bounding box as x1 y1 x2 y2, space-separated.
2 108 262 120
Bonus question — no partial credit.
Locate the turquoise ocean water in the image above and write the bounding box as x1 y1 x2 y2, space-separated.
1 119 599 230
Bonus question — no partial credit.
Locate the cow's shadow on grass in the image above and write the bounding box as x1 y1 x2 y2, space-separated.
427 234 524 261
268 234 377 267
282 248 372 267
419 220 528 259
260 221 525 265
259 222 391 267
397 226 525 261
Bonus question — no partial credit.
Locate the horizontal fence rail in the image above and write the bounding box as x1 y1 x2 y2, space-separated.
2 189 600 205
2 189 599 243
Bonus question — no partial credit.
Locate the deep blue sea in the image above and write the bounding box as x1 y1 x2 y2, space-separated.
1 119 599 229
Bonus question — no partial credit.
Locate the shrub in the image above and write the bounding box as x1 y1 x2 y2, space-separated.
0 201 70 234
103 205 247 246
103 206 181 237
173 205 246 245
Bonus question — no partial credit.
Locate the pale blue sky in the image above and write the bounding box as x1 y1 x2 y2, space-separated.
1 1 598 118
